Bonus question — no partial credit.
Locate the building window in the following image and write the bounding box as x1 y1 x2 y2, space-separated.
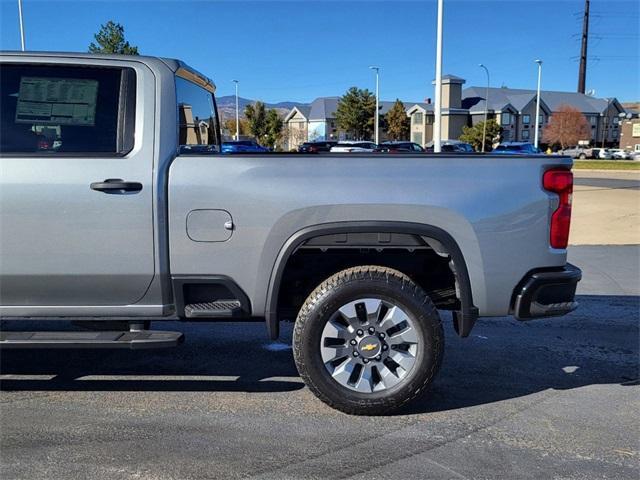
413 112 423 125
521 129 530 140
426 115 434 125
612 130 618 139
523 114 530 124
501 113 511 125
590 116 597 126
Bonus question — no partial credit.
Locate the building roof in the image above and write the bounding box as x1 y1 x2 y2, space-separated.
462 86 617 115
407 103 435 114
308 97 340 120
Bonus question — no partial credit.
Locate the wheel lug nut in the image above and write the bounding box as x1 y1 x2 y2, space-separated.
379 332 386 339
350 339 357 346
368 327 375 334
353 351 359 357
363 358 369 364
375 355 381 361
356 329 364 336
382 345 388 351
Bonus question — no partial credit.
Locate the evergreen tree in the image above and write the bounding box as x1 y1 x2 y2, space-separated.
264 109 284 150
88 21 139 55
385 99 410 141
335 87 376 140
245 101 268 140
459 119 502 151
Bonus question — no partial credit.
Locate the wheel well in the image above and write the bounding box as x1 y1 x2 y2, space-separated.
276 232 459 322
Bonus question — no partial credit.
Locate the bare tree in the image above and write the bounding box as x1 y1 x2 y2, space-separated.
543 104 591 149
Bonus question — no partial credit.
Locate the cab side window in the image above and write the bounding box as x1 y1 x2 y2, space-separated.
0 63 135 155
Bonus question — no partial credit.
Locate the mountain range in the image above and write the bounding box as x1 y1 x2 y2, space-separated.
216 95 309 120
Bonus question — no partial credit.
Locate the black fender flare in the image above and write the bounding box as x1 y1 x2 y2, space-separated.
265 221 478 339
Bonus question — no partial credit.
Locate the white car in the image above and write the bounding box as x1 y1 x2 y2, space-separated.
330 141 379 153
609 149 631 160
591 148 612 159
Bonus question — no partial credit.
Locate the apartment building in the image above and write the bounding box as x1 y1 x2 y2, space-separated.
284 75 626 149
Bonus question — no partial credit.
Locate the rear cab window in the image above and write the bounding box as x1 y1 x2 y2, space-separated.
0 63 136 155
175 71 220 154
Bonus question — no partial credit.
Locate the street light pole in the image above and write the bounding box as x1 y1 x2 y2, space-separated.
17 0 25 51
433 0 444 153
534 59 543 149
232 80 239 140
369 66 380 144
479 64 490 152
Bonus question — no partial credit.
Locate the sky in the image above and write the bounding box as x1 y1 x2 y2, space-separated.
1 0 638 104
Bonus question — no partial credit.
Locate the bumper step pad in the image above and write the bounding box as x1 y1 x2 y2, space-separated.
0 330 183 349
184 300 242 318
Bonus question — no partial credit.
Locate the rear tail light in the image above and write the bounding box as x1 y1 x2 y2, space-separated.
543 169 573 249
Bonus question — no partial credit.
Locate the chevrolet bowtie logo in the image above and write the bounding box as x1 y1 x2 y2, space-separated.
361 343 378 352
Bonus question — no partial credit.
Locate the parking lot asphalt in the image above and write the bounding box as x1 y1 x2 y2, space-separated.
1 244 638 480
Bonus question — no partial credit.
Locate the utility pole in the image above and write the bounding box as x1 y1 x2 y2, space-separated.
17 0 25 51
369 66 380 144
534 59 543 149
479 64 490 152
433 0 444 153
232 80 239 140
577 0 590 93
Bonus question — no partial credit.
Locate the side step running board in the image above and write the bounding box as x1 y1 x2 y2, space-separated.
184 300 242 318
0 330 183 349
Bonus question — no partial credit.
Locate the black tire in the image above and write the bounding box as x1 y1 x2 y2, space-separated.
578 153 587 159
293 266 444 415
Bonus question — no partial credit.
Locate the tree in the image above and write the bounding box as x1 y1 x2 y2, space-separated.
385 99 410 141
222 117 249 138
245 101 267 140
543 104 591 149
88 21 139 55
335 87 376 140
459 119 502 151
264 109 284 150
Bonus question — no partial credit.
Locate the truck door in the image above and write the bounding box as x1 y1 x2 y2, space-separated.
0 61 155 309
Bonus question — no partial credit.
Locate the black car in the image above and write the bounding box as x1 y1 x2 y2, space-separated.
298 141 338 153
379 141 424 153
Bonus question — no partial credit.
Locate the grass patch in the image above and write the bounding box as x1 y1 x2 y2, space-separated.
573 160 640 170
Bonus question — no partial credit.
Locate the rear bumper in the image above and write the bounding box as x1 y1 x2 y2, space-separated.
513 263 582 320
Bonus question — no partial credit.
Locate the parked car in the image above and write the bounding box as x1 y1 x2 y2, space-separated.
222 140 269 153
590 148 613 159
493 142 542 155
379 141 424 153
0 52 582 416
609 149 631 160
298 141 337 153
330 141 379 153
424 140 475 153
561 146 590 159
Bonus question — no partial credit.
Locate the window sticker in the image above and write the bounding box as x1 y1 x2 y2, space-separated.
15 77 98 126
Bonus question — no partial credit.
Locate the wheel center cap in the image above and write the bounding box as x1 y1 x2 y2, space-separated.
357 335 381 359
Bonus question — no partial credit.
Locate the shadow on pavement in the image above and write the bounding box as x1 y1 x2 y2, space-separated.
1 295 638 413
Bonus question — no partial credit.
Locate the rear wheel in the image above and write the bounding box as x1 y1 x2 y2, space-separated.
293 266 444 415
578 153 587 159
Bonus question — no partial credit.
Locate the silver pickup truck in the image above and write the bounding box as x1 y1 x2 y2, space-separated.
0 52 581 414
